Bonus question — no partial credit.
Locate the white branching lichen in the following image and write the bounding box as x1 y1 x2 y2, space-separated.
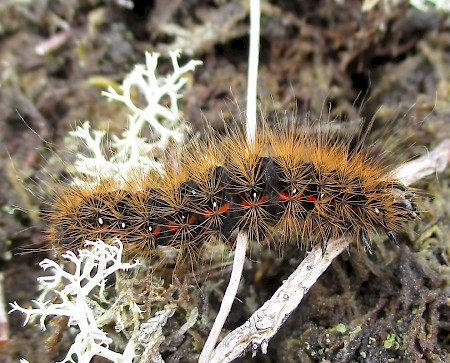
9 239 141 363
70 51 202 185
10 51 203 363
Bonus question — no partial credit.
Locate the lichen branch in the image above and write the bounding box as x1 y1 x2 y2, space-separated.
9 239 141 363
70 51 202 185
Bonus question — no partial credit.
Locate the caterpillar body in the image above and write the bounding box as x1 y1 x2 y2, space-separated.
45 123 418 261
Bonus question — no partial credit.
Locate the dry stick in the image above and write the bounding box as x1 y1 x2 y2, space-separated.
208 139 450 363
393 139 450 186
198 233 248 363
245 0 260 146
198 1 261 362
0 273 8 344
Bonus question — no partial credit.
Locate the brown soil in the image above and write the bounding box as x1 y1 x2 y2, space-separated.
0 1 449 362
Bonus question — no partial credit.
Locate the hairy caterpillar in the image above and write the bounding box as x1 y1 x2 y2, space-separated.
44 122 418 264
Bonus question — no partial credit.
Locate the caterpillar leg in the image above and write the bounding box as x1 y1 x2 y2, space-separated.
386 230 398 245
321 239 328 256
360 230 372 254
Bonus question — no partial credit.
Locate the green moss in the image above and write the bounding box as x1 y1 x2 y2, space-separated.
384 333 400 350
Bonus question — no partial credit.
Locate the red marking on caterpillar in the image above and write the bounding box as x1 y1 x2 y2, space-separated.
43 123 418 264
306 195 316 203
240 195 269 208
202 203 231 218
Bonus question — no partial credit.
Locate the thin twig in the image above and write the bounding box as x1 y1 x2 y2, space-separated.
393 139 450 186
208 139 450 363
35 30 72 55
245 0 260 146
198 232 248 363
199 2 261 360
0 272 8 344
